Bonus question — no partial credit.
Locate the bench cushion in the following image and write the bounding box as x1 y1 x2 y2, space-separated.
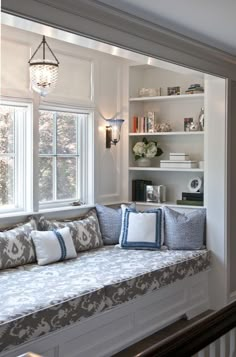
0 246 210 353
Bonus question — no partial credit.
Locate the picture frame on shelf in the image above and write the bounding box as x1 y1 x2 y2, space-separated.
167 86 180 95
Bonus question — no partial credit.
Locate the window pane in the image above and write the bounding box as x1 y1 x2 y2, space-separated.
0 157 14 206
39 157 53 201
39 111 53 154
57 157 77 199
0 107 14 154
57 113 77 154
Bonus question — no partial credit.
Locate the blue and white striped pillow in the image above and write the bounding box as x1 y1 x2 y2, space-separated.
31 227 77 265
119 205 163 249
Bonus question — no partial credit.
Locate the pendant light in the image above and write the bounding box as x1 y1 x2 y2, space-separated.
29 35 59 97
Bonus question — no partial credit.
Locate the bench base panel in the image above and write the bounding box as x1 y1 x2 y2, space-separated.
0 271 210 357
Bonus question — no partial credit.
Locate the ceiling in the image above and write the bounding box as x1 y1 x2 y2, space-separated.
98 0 236 56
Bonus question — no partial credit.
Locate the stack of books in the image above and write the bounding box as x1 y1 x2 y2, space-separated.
160 153 197 169
177 192 204 206
132 179 152 202
185 84 204 94
132 112 158 133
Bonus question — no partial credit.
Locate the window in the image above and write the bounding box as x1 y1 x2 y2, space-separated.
0 103 30 213
39 109 86 205
0 101 93 214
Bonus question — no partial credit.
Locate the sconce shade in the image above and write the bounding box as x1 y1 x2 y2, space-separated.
29 36 59 97
106 119 124 148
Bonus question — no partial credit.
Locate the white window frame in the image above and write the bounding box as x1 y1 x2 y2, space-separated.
0 99 94 215
38 104 94 211
0 99 33 214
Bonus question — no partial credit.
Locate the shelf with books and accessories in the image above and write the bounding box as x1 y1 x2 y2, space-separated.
129 131 204 136
129 167 204 172
128 64 205 208
133 201 206 209
129 93 204 102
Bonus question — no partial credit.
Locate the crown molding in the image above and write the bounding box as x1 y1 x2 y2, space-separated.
2 0 236 79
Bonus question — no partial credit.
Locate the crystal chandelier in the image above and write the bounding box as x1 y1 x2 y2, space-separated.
29 36 59 97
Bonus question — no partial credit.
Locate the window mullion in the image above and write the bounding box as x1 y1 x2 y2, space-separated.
13 110 18 208
53 113 57 201
76 115 79 200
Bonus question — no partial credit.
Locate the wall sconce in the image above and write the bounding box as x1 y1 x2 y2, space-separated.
105 119 124 148
28 35 59 97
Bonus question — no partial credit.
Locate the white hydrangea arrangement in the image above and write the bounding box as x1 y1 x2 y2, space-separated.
133 137 163 160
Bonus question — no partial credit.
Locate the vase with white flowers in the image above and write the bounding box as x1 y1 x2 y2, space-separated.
133 137 163 167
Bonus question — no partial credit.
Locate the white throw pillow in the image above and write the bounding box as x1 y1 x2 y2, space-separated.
31 227 77 265
119 205 163 249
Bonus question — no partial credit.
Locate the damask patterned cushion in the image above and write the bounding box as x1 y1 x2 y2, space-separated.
0 246 210 353
164 206 206 250
95 203 136 245
119 205 163 249
38 209 103 252
31 227 77 265
0 219 37 270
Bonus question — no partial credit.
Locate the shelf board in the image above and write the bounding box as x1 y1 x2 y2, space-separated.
134 201 206 209
129 131 204 136
129 167 204 172
129 93 204 102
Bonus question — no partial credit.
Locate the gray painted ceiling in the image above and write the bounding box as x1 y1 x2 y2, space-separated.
98 0 236 56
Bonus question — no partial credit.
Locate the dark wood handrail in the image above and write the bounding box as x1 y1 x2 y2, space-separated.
135 300 236 357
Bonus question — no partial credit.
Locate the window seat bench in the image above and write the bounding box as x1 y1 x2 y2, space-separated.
0 246 210 357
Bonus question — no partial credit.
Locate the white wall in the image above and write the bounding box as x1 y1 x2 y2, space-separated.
204 76 227 307
1 25 129 207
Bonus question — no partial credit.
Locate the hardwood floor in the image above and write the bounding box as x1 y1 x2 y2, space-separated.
113 310 213 357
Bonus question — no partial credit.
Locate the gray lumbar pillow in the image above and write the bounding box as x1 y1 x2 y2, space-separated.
164 206 206 250
96 204 135 245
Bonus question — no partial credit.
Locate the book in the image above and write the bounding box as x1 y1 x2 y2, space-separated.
182 192 204 201
132 116 138 133
160 160 198 168
132 179 152 201
169 153 190 161
146 111 158 133
176 199 204 206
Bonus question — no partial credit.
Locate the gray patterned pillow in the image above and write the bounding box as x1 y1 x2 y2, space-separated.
164 206 206 250
38 209 103 252
96 203 136 245
0 219 37 269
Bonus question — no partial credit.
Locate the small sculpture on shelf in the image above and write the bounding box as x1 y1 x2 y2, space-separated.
198 107 204 131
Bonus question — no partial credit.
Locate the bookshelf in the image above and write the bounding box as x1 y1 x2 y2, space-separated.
129 93 204 102
129 167 204 172
129 131 204 137
128 64 205 207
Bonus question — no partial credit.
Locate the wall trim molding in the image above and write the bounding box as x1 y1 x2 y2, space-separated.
2 0 236 80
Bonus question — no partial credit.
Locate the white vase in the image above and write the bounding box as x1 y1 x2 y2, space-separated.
137 157 151 167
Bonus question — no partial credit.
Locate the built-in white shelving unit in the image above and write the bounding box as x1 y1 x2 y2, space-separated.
128 64 205 207
129 131 204 136
134 201 206 209
129 167 204 172
129 93 204 102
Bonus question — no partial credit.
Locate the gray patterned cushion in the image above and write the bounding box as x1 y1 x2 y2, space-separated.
164 206 206 250
38 209 103 252
0 246 210 353
0 219 37 269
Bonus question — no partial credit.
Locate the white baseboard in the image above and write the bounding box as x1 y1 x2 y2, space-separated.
0 271 209 357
